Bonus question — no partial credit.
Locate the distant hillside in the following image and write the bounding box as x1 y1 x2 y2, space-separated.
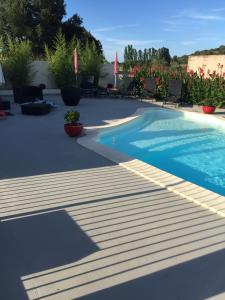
175 45 225 64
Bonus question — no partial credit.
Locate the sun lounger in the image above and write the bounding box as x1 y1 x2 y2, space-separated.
162 79 182 106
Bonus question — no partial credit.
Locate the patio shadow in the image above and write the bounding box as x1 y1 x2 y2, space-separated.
0 210 99 299
77 247 225 300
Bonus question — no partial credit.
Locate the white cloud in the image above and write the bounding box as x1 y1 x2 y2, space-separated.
180 41 195 46
211 7 225 12
93 24 138 32
104 37 163 46
162 20 187 25
163 28 183 32
177 10 225 21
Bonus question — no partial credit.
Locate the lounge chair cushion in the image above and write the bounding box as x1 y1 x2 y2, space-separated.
21 103 51 115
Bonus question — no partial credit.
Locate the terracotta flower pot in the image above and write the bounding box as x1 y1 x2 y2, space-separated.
202 106 216 114
64 124 83 137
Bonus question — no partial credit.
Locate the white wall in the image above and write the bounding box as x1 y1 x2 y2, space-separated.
31 61 57 88
0 61 115 89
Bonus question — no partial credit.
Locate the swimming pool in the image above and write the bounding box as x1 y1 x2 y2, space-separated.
98 108 225 196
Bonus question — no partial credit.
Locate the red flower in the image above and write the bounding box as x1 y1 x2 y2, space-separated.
188 69 194 76
132 64 139 74
155 77 161 85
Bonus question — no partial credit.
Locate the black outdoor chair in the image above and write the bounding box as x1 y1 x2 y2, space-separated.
143 78 156 100
120 79 135 98
13 85 44 104
162 79 182 106
97 86 108 97
81 80 96 97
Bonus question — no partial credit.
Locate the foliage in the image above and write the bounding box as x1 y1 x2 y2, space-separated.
124 44 171 70
64 110 80 124
131 66 148 97
192 45 225 56
45 32 77 88
172 45 225 65
0 0 65 55
121 62 225 107
45 32 103 88
62 14 103 55
79 41 103 86
0 0 103 57
0 36 34 86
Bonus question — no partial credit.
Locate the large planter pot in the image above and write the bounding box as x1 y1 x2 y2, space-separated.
61 87 81 106
202 105 216 114
64 123 83 137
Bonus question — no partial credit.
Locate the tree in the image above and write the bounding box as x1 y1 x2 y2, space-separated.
31 0 66 54
0 0 33 40
62 14 103 55
158 47 171 64
0 0 66 55
0 0 103 57
123 45 172 68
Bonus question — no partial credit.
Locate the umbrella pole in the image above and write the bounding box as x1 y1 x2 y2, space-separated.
114 74 117 88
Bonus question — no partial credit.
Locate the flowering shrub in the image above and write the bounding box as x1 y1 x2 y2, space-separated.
121 63 225 107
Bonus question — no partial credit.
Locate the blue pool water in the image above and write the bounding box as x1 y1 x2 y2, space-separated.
98 109 225 196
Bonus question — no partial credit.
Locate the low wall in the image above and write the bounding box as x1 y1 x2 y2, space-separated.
188 55 225 75
0 61 115 90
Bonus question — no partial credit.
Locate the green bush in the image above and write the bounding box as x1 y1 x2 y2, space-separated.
0 36 34 86
64 110 80 124
79 41 103 86
45 32 103 88
45 32 77 88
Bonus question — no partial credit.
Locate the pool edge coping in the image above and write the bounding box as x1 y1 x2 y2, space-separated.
78 106 225 218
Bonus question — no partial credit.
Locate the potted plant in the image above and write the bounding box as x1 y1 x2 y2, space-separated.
61 86 81 106
201 98 216 114
45 33 81 106
0 37 35 103
64 110 83 137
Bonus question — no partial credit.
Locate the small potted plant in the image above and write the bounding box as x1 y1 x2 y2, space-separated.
201 98 216 114
64 110 83 137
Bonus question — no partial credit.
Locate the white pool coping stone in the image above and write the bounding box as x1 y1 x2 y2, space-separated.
78 107 225 218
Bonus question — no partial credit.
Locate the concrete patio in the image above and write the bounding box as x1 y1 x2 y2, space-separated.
1 97 225 300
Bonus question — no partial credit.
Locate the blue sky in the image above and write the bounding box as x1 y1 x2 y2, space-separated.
65 0 225 61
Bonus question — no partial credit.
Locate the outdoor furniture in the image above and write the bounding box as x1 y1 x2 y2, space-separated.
81 80 96 97
13 85 44 104
107 87 120 98
21 102 51 115
97 86 108 97
143 78 156 100
0 99 11 110
121 79 135 98
162 79 182 106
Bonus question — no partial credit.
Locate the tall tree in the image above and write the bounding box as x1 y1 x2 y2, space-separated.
0 0 103 57
62 14 103 54
0 0 66 55
31 0 66 54
0 0 33 40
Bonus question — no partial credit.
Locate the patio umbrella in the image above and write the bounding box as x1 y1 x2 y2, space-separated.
74 48 78 85
0 64 5 86
114 52 118 88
